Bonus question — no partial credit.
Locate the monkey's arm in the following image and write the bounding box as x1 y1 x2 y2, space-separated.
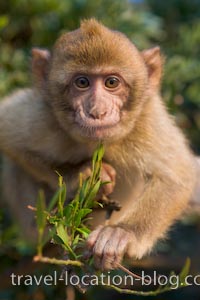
87 175 194 270
189 157 200 211
4 148 59 189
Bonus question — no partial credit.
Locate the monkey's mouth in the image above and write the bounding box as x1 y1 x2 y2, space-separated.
75 114 120 138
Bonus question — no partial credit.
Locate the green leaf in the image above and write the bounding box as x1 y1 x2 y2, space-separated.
56 223 69 246
84 180 101 207
74 208 92 228
52 234 65 246
36 190 47 233
92 149 98 167
60 185 67 206
92 143 104 173
77 226 91 238
58 186 67 216
79 178 90 205
73 234 80 246
47 188 60 212
42 227 56 247
79 208 92 218
97 143 105 160
47 215 61 224
179 258 191 284
63 205 73 225
57 174 67 217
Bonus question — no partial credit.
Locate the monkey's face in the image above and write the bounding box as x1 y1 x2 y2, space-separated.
49 64 148 143
64 72 131 140
48 60 150 143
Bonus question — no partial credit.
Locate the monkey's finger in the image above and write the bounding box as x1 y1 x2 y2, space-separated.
80 164 92 180
101 241 116 270
112 233 130 268
86 225 103 249
100 170 115 195
101 170 112 183
101 166 116 185
102 163 116 181
92 227 114 269
102 182 115 196
101 227 127 269
101 255 116 271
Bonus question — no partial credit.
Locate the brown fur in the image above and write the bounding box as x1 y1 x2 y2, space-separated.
0 19 197 269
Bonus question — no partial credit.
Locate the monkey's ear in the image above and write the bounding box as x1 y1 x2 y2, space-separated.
141 46 163 90
31 48 51 89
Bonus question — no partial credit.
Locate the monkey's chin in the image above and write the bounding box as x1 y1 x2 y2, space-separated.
73 118 119 140
88 128 112 139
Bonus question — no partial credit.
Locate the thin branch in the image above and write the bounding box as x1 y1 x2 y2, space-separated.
33 255 83 267
103 283 176 296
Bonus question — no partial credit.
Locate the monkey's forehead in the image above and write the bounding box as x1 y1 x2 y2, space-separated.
52 19 143 69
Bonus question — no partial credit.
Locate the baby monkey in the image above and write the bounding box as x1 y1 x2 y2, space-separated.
0 19 197 270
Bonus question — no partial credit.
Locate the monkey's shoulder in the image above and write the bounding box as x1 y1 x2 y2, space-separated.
0 88 59 148
0 88 50 121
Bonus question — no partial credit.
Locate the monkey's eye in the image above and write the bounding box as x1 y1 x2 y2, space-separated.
74 77 90 89
105 77 120 89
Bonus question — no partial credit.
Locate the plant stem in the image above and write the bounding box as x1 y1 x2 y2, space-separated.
33 255 83 267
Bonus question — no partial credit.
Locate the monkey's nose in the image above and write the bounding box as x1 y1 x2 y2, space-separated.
89 108 107 120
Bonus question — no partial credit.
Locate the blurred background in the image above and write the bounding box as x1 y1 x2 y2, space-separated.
0 0 200 299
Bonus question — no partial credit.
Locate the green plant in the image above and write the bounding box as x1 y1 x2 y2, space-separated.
34 144 104 261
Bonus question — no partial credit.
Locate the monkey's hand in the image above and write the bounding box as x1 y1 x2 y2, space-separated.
80 162 116 196
86 225 134 270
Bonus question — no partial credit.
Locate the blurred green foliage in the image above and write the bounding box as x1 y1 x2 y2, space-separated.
148 0 200 152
